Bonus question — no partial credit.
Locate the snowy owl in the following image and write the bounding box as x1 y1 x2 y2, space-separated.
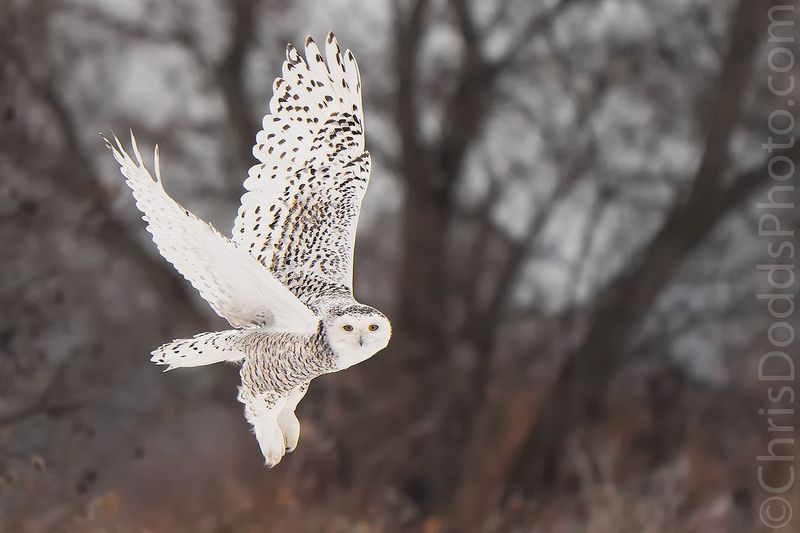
103 33 391 467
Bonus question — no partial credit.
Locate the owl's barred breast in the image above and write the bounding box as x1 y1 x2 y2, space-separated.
237 329 336 398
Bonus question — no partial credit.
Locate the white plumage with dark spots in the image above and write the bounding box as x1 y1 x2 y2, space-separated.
103 32 391 467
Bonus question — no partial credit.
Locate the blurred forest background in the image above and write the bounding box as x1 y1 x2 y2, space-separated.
1 0 798 531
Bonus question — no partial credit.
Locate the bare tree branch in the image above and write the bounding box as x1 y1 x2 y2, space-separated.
505 0 790 499
215 0 261 169
488 0 586 75
1 25 208 328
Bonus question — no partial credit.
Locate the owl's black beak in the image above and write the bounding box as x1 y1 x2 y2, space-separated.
358 335 364 347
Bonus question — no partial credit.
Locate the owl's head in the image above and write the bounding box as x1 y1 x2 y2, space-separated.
325 304 391 369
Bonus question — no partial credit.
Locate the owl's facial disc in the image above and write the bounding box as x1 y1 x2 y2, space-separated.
326 309 391 369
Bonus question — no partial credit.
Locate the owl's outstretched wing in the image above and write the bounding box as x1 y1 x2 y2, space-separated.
105 133 319 333
232 33 370 305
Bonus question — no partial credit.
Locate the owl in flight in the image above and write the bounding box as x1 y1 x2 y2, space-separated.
104 33 390 467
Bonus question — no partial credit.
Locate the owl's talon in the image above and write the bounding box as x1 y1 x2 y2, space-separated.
278 409 301 453
251 411 286 467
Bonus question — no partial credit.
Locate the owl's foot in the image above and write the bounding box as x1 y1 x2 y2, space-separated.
277 383 308 453
242 392 290 467
255 417 286 467
278 409 300 452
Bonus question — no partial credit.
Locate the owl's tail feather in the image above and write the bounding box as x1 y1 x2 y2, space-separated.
151 329 247 370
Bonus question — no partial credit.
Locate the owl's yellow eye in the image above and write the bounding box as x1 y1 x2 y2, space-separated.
368 324 379 331
343 324 353 332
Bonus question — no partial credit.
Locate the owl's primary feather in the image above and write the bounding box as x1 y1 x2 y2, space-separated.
104 33 391 468
103 133 319 333
233 34 369 306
